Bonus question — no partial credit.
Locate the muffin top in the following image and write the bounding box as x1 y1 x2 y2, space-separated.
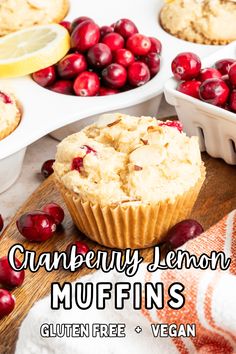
0 0 69 36
160 0 236 44
0 91 21 137
54 113 202 206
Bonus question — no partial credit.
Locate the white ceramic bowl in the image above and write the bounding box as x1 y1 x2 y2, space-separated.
164 41 236 165
0 0 221 193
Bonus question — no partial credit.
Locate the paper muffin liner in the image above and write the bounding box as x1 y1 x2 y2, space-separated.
55 165 206 249
0 111 21 141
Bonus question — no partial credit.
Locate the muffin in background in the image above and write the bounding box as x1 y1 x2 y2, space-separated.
0 0 69 36
0 90 21 141
54 113 205 249
160 0 236 45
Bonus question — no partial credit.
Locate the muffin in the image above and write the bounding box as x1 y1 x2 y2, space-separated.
0 90 21 141
54 113 205 249
160 0 236 45
0 0 69 36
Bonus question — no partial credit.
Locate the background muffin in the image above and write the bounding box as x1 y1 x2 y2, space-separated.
0 0 69 36
0 91 21 141
160 0 236 45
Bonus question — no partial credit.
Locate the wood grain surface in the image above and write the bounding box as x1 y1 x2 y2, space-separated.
0 152 236 354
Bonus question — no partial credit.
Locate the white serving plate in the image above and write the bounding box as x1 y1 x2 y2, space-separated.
0 0 221 193
164 41 236 165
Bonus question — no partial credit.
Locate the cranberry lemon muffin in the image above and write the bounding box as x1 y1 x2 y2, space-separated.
54 113 205 249
0 90 21 141
0 0 69 36
160 0 236 45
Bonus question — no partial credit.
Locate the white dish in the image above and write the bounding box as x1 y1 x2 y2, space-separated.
164 41 236 165
0 0 221 193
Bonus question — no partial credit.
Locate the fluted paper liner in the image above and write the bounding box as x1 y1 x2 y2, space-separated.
55 166 205 249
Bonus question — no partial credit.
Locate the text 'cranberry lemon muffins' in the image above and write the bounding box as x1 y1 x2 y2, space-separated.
0 91 21 141
54 113 205 249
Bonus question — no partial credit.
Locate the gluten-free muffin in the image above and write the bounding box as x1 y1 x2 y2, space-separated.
54 113 205 249
160 0 236 45
0 0 69 36
0 90 21 141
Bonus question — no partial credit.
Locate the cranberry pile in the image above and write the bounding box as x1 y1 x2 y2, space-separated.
171 52 236 112
32 17 162 96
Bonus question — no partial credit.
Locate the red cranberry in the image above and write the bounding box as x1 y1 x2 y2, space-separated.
113 49 134 67
0 257 25 289
198 68 222 82
127 61 150 87
142 52 160 77
71 16 94 32
172 52 201 81
66 241 89 257
73 71 100 96
16 211 56 242
166 219 203 248
32 66 56 87
57 54 87 79
48 80 74 95
99 87 119 96
41 159 55 178
102 63 127 88
177 80 201 99
229 90 236 112
42 203 64 225
72 157 84 172
149 37 162 54
0 289 15 320
102 32 124 52
158 121 183 133
87 43 112 68
59 21 71 33
0 92 12 104
229 63 236 87
0 215 3 233
100 25 114 38
215 59 236 75
199 78 230 106
126 34 151 56
114 18 138 39
71 20 100 52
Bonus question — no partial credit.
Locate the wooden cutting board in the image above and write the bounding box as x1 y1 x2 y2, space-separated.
0 152 236 354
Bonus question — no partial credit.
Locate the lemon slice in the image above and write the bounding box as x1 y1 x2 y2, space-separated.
0 24 70 78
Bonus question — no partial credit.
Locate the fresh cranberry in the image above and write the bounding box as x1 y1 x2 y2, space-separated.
0 92 12 104
71 157 84 172
229 90 236 112
102 63 127 88
142 52 160 77
149 37 162 54
158 121 183 133
71 16 94 32
66 241 89 257
0 257 25 289
0 215 3 233
71 20 100 52
32 66 56 87
177 80 201 99
87 43 112 68
41 159 55 179
0 289 15 320
48 80 74 95
229 63 236 87
171 52 201 81
199 78 230 106
166 219 203 248
215 59 236 75
73 71 100 96
102 32 124 52
16 211 56 242
114 19 138 39
57 54 87 79
100 25 114 38
198 68 222 82
113 48 134 67
42 203 64 225
127 61 150 87
127 34 151 56
99 87 119 95
59 21 71 33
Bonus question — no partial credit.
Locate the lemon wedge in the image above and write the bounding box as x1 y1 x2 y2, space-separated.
0 24 70 78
